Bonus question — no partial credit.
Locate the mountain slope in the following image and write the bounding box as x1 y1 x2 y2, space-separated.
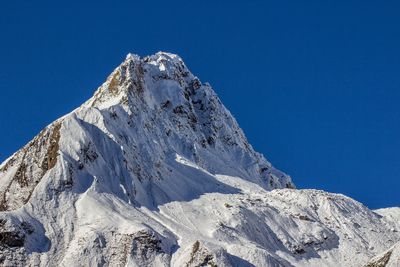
0 52 398 266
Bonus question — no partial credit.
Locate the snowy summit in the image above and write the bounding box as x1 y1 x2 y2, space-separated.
0 52 399 266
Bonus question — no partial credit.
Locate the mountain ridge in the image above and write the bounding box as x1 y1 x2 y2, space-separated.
0 52 398 266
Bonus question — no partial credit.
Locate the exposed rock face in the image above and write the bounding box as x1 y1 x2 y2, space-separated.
0 214 45 266
364 242 400 267
0 122 61 211
0 52 398 266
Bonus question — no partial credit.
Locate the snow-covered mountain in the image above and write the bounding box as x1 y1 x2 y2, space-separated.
0 52 398 267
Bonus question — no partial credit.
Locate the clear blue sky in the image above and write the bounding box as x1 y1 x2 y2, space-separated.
1 1 399 209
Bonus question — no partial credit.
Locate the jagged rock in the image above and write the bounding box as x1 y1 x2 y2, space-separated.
364 242 400 267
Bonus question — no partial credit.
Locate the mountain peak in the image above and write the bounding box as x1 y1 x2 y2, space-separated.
123 51 185 72
86 52 194 109
125 52 140 61
85 52 294 190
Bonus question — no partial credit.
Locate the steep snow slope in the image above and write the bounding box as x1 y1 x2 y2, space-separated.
0 52 398 266
375 207 400 230
363 208 400 266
